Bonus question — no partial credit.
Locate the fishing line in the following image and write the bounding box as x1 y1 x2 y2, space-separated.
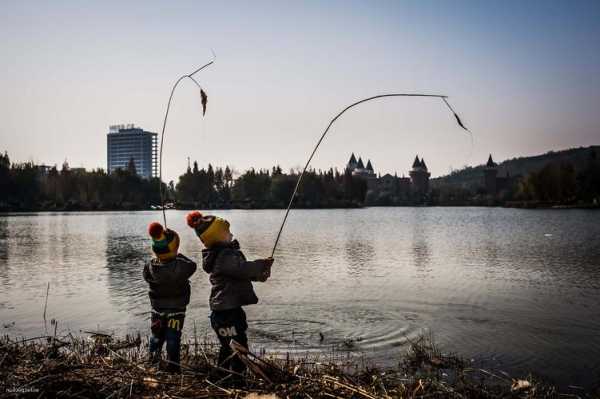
158 56 215 228
270 93 472 257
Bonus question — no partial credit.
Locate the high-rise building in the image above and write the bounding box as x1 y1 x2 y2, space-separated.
107 124 158 179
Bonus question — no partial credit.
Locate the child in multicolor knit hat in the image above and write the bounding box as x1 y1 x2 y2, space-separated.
186 211 274 375
143 222 197 373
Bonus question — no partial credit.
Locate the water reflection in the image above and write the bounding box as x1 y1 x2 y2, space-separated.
105 233 148 313
410 213 431 278
482 210 501 276
0 218 8 285
344 237 376 278
1 209 600 389
14 215 46 287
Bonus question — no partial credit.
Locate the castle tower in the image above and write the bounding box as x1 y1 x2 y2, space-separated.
412 155 421 169
346 153 376 185
356 157 365 169
409 154 431 196
484 154 498 196
346 153 358 171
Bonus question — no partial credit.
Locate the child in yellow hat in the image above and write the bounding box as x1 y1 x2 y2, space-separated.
144 222 197 372
186 211 274 375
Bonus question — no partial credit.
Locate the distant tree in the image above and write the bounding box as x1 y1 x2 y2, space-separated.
577 149 600 203
224 166 233 188
232 168 271 207
272 165 283 176
127 157 137 175
168 180 176 201
0 152 11 202
214 167 224 191
270 173 295 207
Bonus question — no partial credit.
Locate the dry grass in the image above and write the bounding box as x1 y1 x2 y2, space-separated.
0 330 595 398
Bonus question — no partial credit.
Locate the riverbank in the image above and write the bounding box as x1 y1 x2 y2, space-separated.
1 332 593 398
1 202 599 213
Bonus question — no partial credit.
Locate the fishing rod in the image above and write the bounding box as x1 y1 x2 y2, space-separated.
158 56 215 228
270 93 472 257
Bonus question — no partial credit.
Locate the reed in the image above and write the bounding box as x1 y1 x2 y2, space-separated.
0 331 586 398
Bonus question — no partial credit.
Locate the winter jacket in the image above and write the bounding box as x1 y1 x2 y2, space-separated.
143 253 197 311
202 240 270 311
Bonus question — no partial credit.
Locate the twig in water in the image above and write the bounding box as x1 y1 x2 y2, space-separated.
43 282 49 333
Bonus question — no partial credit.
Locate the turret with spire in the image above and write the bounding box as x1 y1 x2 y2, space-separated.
409 154 431 198
346 153 376 180
357 157 365 169
346 153 358 170
484 154 498 195
412 155 421 169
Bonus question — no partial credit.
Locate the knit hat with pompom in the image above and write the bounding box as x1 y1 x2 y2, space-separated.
186 211 230 248
148 222 180 262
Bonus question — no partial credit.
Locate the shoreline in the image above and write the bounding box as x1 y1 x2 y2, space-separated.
1 332 596 398
1 203 599 214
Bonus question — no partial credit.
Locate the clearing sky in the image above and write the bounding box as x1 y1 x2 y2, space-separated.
1 0 599 182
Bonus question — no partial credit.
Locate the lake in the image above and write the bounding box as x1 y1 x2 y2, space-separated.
1 208 599 388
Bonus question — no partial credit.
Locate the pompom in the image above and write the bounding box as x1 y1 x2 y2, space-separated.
148 222 164 239
186 211 203 228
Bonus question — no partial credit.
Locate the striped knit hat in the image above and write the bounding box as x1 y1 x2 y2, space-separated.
148 222 180 262
186 211 230 248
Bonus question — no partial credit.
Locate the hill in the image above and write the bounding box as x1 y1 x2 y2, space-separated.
432 145 600 189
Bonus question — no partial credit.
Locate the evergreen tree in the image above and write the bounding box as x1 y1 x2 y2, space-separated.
127 157 137 175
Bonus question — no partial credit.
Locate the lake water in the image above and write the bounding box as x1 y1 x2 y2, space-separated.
1 208 599 388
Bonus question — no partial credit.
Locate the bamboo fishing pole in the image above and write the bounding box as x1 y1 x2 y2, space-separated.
270 94 472 257
158 56 215 228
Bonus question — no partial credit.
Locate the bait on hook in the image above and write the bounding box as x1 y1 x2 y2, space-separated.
271 93 472 257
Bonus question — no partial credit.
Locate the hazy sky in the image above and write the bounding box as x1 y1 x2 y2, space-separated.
2 1 599 181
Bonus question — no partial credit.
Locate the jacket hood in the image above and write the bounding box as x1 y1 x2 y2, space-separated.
202 239 240 273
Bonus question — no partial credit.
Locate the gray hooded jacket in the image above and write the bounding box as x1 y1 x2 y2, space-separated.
202 240 270 311
143 253 197 311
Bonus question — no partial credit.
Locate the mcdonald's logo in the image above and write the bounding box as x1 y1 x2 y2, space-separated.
167 318 181 331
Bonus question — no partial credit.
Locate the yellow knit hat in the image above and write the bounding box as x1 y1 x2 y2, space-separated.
186 211 230 248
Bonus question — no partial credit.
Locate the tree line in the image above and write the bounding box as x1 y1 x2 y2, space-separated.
176 163 367 209
0 152 367 211
430 148 600 207
0 154 166 211
514 149 600 205
1 149 598 211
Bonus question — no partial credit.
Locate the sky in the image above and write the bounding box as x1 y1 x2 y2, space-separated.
1 0 599 181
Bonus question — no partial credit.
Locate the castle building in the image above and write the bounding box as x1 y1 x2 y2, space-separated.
346 153 377 179
345 153 431 202
346 153 377 188
379 173 411 193
484 154 514 197
409 155 431 196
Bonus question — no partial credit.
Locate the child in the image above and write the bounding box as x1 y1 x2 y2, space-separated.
144 222 197 372
186 211 274 374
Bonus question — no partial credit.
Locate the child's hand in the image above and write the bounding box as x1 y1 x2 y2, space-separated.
258 257 274 281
